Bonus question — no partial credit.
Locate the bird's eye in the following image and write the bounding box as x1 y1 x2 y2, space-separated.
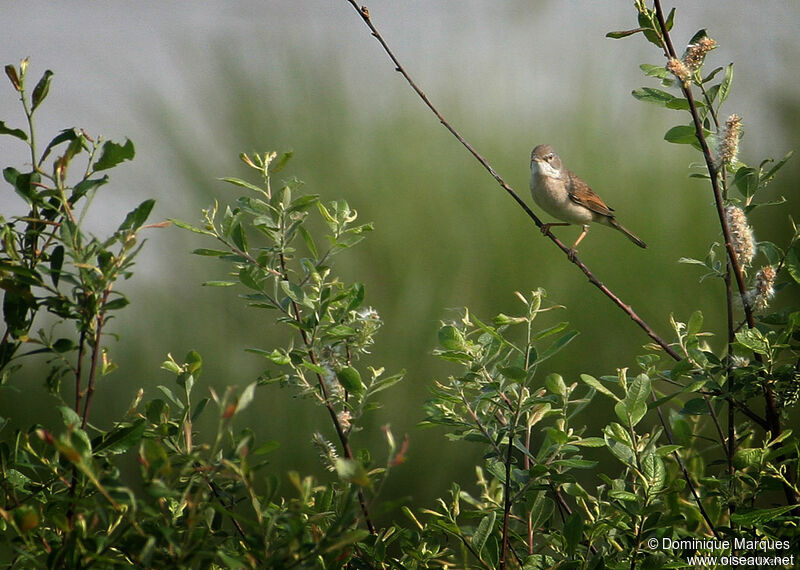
545 153 554 161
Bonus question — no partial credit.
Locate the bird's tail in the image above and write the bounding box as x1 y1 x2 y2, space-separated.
610 218 647 249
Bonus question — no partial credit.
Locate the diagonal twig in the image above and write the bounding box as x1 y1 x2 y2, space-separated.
345 1 680 361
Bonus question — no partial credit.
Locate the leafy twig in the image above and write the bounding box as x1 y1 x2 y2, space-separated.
651 0 787 499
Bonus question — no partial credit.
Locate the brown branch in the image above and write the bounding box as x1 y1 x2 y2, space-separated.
651 0 790 504
81 287 111 430
651 393 719 538
345 1 680 361
278 252 376 534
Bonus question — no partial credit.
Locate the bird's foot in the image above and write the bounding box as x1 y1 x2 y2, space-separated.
567 248 578 262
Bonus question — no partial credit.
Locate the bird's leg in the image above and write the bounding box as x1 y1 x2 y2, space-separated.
568 225 590 261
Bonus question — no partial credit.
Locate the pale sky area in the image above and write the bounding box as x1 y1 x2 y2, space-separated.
2 2 798 252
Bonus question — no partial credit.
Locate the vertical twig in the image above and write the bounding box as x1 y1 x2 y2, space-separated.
74 329 87 413
278 252 376 534
651 0 790 504
81 287 111 429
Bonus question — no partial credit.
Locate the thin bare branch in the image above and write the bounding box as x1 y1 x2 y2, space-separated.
345 0 680 361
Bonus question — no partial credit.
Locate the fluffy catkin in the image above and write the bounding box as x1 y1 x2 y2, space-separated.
748 265 776 311
724 205 755 269
719 114 742 166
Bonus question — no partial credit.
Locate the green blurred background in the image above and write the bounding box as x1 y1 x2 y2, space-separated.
2 2 799 514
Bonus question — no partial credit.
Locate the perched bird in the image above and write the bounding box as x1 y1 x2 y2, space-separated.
529 144 646 257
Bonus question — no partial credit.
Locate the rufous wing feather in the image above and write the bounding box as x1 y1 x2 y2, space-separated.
566 170 615 218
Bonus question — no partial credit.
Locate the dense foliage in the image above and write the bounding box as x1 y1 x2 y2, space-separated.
2 3 799 568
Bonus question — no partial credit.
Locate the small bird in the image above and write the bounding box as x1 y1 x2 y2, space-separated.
529 144 646 257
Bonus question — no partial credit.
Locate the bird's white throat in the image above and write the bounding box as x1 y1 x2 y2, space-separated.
531 160 561 179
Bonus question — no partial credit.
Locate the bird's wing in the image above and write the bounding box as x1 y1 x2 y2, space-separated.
566 170 615 218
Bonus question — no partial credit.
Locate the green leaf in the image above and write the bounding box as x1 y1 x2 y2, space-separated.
617 374 651 427
238 266 261 290
326 324 357 338
680 397 710 415
438 325 464 351
545 373 567 395
606 28 645 39
639 63 669 79
94 420 145 455
580 374 619 400
40 128 81 164
31 69 54 112
641 453 666 491
604 423 636 466
0 121 27 141
632 87 676 106
493 313 526 326
235 381 257 414
58 405 82 428
685 29 708 47
718 63 734 104
298 225 318 259
5 469 31 491
786 242 800 285
573 437 605 447
170 218 214 236
531 321 569 341
202 280 237 287
500 366 527 381
552 458 597 469
268 150 294 174
336 366 365 395
471 511 496 554
701 66 724 84
93 138 135 171
609 490 638 502
287 194 319 214
656 444 683 456
687 310 703 336
345 282 365 312
49 245 64 287
664 125 699 145
665 97 701 111
761 150 793 185
70 175 108 203
104 296 130 311
732 166 758 199
51 338 75 353
117 199 155 232
219 177 264 194
280 280 309 306
730 505 798 526
665 7 676 31
736 327 770 355
563 513 583 555
4 169 41 204
367 370 405 395
231 222 247 252
535 330 578 364
2 289 35 336
192 248 228 257
245 347 290 365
